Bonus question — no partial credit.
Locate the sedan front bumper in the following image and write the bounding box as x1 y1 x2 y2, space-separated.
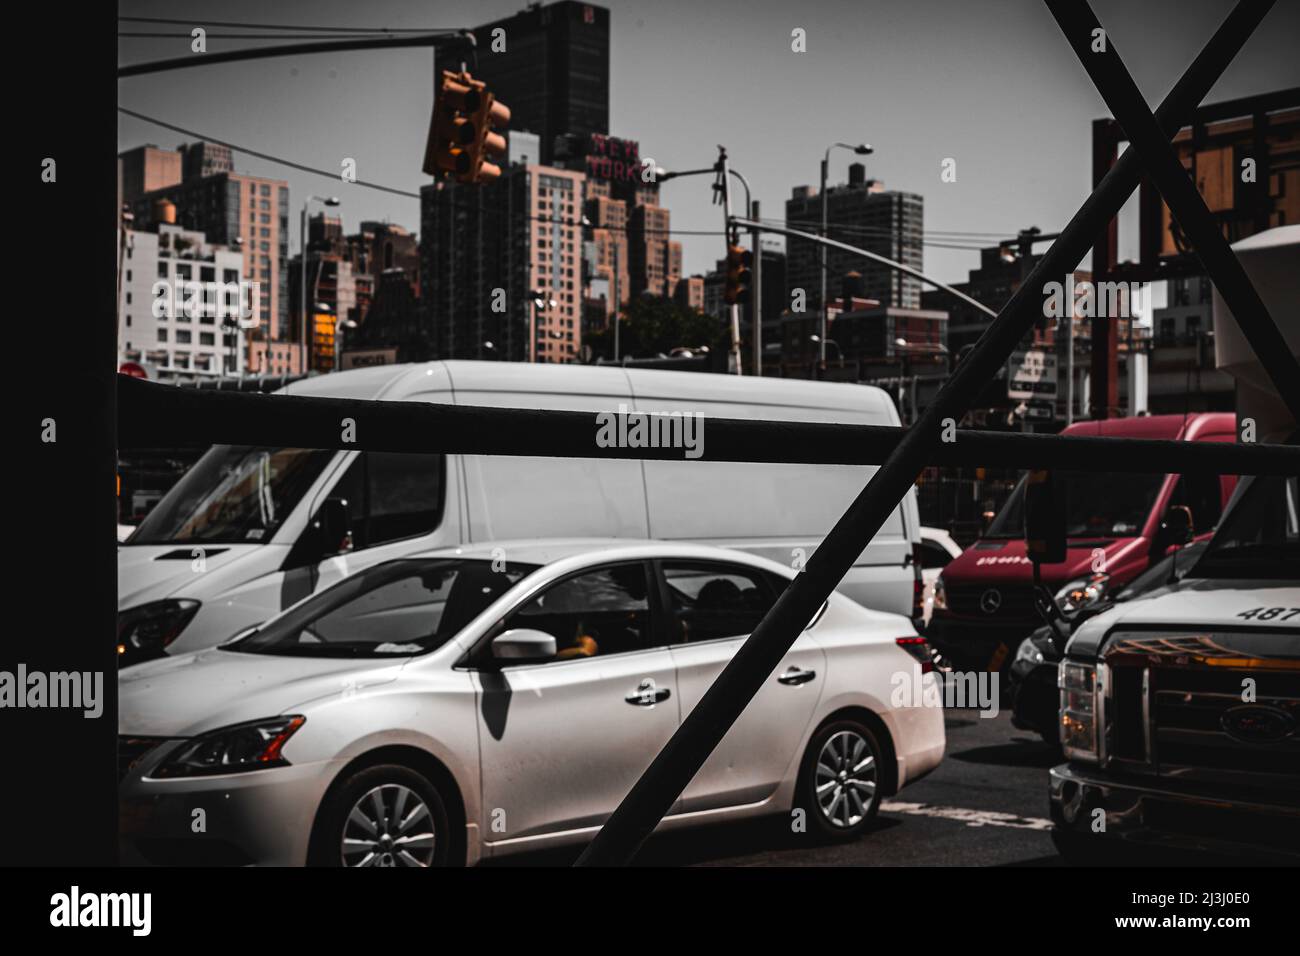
1049 762 1300 864
119 740 340 866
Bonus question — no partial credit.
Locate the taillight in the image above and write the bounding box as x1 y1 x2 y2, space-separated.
896 636 933 674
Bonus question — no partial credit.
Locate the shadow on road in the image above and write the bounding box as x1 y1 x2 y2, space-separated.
949 739 1061 769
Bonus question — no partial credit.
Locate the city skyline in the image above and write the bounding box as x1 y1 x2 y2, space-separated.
117 0 1300 285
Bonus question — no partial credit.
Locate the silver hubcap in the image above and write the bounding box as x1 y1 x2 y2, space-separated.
815 730 877 829
342 784 436 867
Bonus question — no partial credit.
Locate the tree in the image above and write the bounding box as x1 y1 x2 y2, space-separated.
586 294 725 361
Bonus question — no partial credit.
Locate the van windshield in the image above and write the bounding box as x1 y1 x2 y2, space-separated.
129 445 334 545
985 470 1167 539
1192 474 1299 579
225 558 540 657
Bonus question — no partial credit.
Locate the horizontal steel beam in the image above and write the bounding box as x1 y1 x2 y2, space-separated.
118 376 1297 475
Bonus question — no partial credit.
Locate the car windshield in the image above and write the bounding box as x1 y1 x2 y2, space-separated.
128 445 334 545
985 470 1167 539
1191 474 1299 579
225 558 540 657
1117 540 1208 600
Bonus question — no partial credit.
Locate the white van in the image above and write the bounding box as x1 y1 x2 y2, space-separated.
117 361 921 663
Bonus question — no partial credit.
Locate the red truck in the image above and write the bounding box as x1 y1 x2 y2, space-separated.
927 412 1239 673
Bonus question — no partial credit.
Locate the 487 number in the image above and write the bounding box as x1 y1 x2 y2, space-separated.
1237 607 1300 621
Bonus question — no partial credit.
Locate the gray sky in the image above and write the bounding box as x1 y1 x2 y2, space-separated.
117 0 1300 284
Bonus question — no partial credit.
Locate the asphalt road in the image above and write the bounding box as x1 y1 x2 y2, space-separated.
491 704 1067 867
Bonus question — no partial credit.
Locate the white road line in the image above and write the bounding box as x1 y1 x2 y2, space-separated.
881 800 1054 831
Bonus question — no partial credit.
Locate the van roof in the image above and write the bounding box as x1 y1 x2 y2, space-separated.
1060 411 1235 442
280 360 898 420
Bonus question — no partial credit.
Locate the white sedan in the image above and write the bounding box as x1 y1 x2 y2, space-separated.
118 539 945 866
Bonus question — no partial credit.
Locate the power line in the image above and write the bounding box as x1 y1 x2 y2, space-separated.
119 108 729 239
118 16 450 34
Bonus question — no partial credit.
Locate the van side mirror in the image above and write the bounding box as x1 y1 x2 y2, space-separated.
314 497 354 556
1023 470 1067 565
1154 505 1193 555
491 628 557 662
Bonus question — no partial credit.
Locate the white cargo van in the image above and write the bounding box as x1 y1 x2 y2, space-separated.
117 361 921 663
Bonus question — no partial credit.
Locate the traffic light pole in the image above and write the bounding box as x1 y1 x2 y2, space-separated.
751 199 762 377
717 149 743 375
733 219 998 320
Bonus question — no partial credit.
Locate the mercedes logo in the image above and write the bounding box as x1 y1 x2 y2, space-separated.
979 588 1002 614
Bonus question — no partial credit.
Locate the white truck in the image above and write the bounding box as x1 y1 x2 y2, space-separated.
1048 226 1300 863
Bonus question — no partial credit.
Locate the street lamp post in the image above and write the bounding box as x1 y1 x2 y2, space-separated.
819 143 873 372
529 290 556 363
894 337 949 424
300 195 339 373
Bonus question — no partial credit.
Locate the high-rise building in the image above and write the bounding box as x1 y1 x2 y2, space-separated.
126 143 293 375
786 165 924 310
452 1 611 165
118 216 249 380
421 163 586 363
118 145 181 203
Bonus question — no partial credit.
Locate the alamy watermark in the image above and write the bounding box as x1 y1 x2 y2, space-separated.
891 665 999 718
152 278 261 328
595 403 705 460
0 664 103 718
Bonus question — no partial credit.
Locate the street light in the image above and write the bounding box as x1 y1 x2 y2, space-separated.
808 333 842 361
300 195 340 373
893 338 949 425
333 316 358 372
529 290 556 363
820 142 873 368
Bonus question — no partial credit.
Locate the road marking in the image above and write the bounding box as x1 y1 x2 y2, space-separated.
881 800 1053 831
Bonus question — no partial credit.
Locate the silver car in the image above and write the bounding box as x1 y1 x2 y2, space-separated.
118 539 946 866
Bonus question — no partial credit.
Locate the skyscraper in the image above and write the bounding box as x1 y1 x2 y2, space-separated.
785 164 924 310
451 1 610 165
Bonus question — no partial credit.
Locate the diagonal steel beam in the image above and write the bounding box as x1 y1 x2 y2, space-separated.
1047 0 1300 424
574 0 1273 866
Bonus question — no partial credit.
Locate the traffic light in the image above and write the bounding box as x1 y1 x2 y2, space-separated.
723 244 753 306
423 70 510 185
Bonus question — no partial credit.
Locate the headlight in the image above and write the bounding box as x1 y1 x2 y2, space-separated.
1014 636 1045 666
153 716 305 778
1054 574 1110 614
932 575 947 611
1058 661 1098 761
117 600 200 666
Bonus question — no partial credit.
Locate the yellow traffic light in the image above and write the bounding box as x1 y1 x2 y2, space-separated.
423 70 511 185
723 244 753 306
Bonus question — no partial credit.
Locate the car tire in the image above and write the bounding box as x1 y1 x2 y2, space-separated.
795 718 883 842
310 763 451 867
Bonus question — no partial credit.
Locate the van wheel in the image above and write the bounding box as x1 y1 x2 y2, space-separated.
795 719 882 841
311 764 450 867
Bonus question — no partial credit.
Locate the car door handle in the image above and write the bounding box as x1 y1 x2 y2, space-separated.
625 678 671 706
778 666 817 686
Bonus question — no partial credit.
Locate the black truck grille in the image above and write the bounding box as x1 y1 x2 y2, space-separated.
945 584 1039 620
1102 631 1300 786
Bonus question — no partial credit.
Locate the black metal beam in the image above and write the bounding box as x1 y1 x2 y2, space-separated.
1047 0 1300 424
117 376 1298 475
573 0 1271 866
118 32 459 77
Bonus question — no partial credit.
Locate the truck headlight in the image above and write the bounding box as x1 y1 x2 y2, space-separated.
117 599 200 667
1054 574 1110 615
1058 660 1099 761
1015 636 1045 666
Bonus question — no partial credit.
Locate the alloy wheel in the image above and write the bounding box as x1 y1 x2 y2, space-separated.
814 729 878 829
341 783 437 867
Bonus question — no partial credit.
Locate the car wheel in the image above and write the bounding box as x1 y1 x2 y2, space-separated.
796 719 882 841
311 764 450 867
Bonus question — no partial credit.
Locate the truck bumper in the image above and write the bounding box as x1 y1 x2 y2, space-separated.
1049 763 1300 864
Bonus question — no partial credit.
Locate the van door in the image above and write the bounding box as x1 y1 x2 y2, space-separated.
281 450 453 607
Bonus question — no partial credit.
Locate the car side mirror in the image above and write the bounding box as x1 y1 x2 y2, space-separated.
1024 470 1067 565
491 628 557 662
314 497 354 557
1154 505 1193 555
